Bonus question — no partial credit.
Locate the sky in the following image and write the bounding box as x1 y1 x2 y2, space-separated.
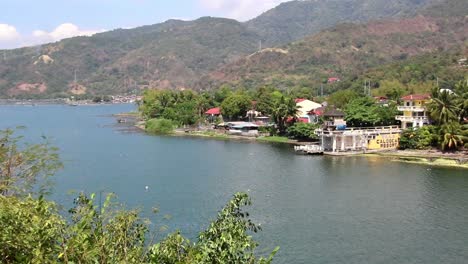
0 0 289 49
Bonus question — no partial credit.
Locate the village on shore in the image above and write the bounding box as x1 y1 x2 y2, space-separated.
133 78 468 167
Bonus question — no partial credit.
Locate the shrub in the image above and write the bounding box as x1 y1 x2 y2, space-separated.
399 126 438 150
286 122 319 140
145 119 175 134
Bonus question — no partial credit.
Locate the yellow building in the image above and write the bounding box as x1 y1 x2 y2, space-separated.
316 126 401 153
395 94 431 129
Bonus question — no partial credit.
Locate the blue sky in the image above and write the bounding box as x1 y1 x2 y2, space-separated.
0 0 287 49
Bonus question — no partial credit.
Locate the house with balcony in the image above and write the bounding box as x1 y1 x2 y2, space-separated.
395 94 431 129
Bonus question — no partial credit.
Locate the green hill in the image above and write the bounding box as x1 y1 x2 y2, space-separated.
246 0 439 46
200 14 467 92
0 0 466 98
0 18 260 98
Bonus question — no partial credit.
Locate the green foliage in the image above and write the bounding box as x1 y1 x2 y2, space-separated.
0 192 277 264
344 97 379 127
286 123 319 140
439 122 467 151
195 192 278 264
0 128 62 196
221 93 252 120
140 89 210 126
146 119 175 134
150 232 194 263
427 88 459 125
344 97 398 127
0 195 65 263
454 80 468 122
399 126 439 150
270 95 298 135
59 193 149 263
327 89 359 109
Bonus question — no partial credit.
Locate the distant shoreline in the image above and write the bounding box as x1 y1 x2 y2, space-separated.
0 99 135 106
116 113 468 169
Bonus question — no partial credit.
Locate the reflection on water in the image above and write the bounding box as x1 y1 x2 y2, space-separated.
1 104 467 264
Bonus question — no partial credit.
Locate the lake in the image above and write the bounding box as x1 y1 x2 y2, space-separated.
1 104 467 264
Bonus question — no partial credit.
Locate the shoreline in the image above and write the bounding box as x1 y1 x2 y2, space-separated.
121 115 467 169
363 150 468 169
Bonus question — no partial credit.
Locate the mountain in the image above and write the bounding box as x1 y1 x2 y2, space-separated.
199 14 468 92
246 0 440 46
0 18 260 98
0 0 465 98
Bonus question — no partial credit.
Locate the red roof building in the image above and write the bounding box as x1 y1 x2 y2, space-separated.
401 94 431 101
328 77 341 83
205 107 221 115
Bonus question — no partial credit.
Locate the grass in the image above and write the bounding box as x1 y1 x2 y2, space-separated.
257 136 290 143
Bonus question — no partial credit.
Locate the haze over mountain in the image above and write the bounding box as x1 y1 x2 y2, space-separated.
0 0 466 98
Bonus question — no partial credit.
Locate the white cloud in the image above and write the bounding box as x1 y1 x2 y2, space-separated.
33 23 104 43
199 0 288 21
0 24 20 41
0 24 21 48
0 23 104 49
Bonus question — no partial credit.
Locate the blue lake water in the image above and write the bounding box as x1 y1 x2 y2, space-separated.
1 104 467 264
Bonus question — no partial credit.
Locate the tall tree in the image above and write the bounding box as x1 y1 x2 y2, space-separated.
454 80 468 122
427 88 459 125
344 97 380 127
221 93 252 120
271 96 298 134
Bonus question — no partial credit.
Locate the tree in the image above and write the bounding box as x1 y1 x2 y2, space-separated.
344 97 380 127
454 80 468 122
1 192 278 263
439 122 467 151
286 123 319 140
0 128 62 197
221 93 252 120
427 88 459 125
271 96 298 134
327 89 359 109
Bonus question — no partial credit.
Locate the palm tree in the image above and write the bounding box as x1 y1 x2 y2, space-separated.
271 96 299 134
454 80 468 122
427 88 459 125
439 122 467 151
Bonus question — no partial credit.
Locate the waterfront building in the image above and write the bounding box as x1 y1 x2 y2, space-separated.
316 126 401 153
309 107 346 127
395 94 431 129
295 99 322 123
205 107 221 123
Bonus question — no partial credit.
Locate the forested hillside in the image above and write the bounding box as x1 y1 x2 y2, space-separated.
0 0 466 98
200 15 467 94
246 0 440 46
0 18 260 98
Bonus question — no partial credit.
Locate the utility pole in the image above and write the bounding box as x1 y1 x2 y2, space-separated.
258 40 262 52
321 83 324 97
74 69 77 83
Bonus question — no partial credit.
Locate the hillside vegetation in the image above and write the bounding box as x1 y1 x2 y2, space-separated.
201 15 468 93
246 0 439 46
0 0 466 98
0 18 260 98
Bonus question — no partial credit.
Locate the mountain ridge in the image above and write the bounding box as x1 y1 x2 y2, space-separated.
0 0 466 98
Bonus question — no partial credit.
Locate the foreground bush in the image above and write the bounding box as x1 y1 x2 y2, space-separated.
0 193 278 263
146 118 175 134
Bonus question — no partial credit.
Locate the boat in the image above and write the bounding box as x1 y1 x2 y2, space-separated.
294 144 324 155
